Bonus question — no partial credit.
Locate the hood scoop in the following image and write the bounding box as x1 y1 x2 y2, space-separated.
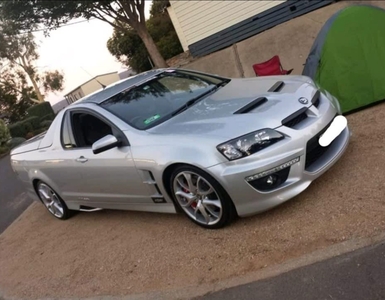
268 81 285 92
281 107 308 128
233 97 268 114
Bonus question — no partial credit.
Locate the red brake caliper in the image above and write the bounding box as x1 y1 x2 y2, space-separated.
183 187 197 208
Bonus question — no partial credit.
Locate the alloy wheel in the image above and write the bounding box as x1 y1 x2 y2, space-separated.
173 171 222 226
37 183 65 218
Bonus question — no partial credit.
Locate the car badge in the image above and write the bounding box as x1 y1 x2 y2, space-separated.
298 97 309 104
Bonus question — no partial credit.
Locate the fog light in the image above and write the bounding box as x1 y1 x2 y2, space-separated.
247 168 290 192
245 157 300 182
245 157 300 192
266 175 276 185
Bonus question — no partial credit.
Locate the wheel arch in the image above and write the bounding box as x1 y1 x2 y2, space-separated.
161 163 189 213
32 178 40 193
161 162 237 216
29 169 64 202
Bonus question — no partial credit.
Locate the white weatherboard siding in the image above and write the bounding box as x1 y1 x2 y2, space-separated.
168 1 286 51
167 4 189 51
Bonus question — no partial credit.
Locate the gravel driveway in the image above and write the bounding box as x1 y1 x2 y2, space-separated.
1 104 385 299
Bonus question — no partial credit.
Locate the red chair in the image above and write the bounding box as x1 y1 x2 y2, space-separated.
252 55 293 76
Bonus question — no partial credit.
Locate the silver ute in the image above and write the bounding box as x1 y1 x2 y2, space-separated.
10 68 350 229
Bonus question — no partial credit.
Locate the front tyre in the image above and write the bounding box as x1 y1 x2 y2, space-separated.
36 181 71 220
170 165 236 229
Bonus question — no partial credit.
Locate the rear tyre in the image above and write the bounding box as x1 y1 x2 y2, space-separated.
170 165 236 229
35 181 71 220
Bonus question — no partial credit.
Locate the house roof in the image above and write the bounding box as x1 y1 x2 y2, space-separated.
64 71 118 97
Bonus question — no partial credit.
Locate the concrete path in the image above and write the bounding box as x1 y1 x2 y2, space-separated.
195 241 385 300
0 155 31 234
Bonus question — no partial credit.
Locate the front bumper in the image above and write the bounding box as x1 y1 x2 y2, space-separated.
206 92 350 217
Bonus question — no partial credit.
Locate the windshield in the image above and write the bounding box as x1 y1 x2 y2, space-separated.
99 70 229 130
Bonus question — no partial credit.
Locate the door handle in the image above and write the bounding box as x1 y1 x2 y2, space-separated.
75 156 88 163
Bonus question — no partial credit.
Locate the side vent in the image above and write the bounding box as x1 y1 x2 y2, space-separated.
143 171 166 203
268 81 285 92
233 97 268 114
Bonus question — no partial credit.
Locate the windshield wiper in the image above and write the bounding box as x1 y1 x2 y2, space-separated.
171 97 202 116
171 82 227 116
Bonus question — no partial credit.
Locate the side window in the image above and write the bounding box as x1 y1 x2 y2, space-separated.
71 112 113 148
61 112 77 149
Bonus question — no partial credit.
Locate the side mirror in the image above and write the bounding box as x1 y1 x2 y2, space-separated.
92 134 120 154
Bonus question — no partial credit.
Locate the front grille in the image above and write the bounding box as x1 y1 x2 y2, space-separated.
305 141 330 169
305 118 336 170
282 111 308 128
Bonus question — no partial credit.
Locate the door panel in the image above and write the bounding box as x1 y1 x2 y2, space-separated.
63 108 153 208
36 147 83 203
73 146 154 206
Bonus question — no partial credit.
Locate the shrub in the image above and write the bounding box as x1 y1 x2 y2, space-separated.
25 132 34 140
27 102 54 119
32 128 47 136
24 116 40 130
40 120 53 128
0 145 9 155
40 113 55 123
8 119 33 138
0 119 11 146
7 137 26 149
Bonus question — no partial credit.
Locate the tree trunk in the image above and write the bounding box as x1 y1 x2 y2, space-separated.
136 25 168 68
28 75 45 103
20 56 45 103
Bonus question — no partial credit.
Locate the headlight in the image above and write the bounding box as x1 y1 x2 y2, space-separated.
217 129 284 161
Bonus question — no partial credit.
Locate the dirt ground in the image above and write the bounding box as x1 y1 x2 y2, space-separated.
1 103 385 299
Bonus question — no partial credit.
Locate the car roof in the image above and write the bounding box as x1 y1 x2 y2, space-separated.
75 68 167 105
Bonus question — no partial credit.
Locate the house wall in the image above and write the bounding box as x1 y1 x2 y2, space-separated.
168 0 333 57
182 0 385 77
65 87 85 104
81 73 120 96
52 99 70 113
168 0 285 51
167 4 189 51
118 68 137 80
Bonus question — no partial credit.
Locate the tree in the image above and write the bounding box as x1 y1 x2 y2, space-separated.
0 83 35 123
107 0 183 72
150 0 170 16
0 0 169 68
0 32 44 102
0 119 11 145
0 31 65 103
107 26 152 72
43 70 65 94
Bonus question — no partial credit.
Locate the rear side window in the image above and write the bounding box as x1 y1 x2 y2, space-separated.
61 112 77 149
